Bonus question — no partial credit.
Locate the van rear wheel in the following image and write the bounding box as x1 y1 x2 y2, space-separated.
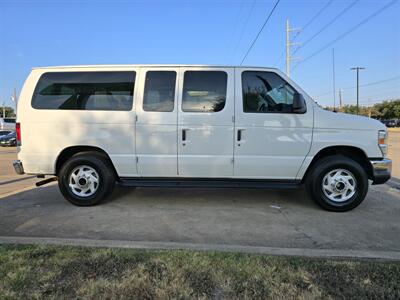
58 152 115 206
306 155 368 212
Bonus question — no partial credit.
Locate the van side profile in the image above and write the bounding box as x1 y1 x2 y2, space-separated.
13 65 391 211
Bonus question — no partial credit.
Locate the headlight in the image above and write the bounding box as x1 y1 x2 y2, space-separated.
378 130 388 156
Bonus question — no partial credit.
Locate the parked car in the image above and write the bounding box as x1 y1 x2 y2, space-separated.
13 65 391 211
0 131 16 147
0 117 16 130
381 119 398 128
389 119 400 127
0 130 13 138
380 120 388 126
387 119 397 127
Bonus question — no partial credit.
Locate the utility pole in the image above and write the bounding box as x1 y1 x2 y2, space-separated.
338 89 343 110
11 88 17 115
285 19 301 77
332 49 336 111
350 67 365 115
2 101 5 118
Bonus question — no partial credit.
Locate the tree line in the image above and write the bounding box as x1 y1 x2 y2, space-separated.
0 106 16 118
325 99 400 120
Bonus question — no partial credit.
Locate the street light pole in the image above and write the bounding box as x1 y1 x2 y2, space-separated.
350 67 365 115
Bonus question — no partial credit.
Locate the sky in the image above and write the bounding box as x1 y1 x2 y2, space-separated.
0 0 399 109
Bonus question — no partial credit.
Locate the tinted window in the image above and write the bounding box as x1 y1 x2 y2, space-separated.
32 72 135 110
242 71 295 113
182 71 227 112
143 71 176 112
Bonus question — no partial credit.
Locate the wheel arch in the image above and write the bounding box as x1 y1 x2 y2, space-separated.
55 145 119 179
301 145 373 183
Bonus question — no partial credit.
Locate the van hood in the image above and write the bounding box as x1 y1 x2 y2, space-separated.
314 107 386 131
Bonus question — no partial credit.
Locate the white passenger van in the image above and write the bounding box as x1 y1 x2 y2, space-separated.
14 65 391 211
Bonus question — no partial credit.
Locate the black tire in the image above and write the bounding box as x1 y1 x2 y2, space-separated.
58 152 115 206
306 155 368 212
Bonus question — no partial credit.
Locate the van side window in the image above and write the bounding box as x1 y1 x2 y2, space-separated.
143 71 176 112
32 72 135 111
242 71 296 113
182 71 227 112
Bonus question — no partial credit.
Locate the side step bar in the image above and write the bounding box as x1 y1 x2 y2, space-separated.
36 177 57 187
118 177 301 189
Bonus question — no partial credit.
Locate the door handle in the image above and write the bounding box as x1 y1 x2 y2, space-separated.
182 129 188 145
237 129 243 142
182 129 186 141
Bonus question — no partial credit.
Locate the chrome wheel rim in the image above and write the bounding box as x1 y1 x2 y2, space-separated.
68 165 99 197
322 168 357 202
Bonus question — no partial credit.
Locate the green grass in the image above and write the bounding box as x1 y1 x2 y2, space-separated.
0 244 399 299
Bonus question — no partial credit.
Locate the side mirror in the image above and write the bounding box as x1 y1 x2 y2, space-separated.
293 92 307 114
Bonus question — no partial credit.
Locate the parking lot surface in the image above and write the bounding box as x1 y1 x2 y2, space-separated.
388 129 400 179
1 182 400 250
1 144 400 256
0 148 37 197
1 179 400 255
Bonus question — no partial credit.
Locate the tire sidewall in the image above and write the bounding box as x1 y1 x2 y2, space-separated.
310 157 368 212
58 154 114 206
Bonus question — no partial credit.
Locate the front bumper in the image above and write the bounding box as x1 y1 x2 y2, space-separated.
13 160 25 175
370 158 392 184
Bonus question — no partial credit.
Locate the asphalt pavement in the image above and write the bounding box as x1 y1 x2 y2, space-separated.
1 141 400 259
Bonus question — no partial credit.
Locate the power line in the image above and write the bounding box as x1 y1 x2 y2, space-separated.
318 88 399 106
356 89 400 100
360 98 400 104
293 0 359 55
346 98 398 106
240 0 281 65
292 0 333 41
321 96 399 107
273 49 285 67
273 0 333 67
315 75 400 97
231 0 257 63
228 0 245 61
360 98 400 105
293 0 398 69
343 75 400 90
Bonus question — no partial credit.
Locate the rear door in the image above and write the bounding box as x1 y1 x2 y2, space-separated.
177 67 235 177
135 67 179 176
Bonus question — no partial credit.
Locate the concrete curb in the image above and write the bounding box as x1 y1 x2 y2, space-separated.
386 178 400 190
1 236 400 260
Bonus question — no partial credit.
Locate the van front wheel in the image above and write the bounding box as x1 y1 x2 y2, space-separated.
306 155 368 212
58 152 115 206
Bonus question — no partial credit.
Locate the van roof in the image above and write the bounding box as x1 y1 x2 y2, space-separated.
32 64 278 70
